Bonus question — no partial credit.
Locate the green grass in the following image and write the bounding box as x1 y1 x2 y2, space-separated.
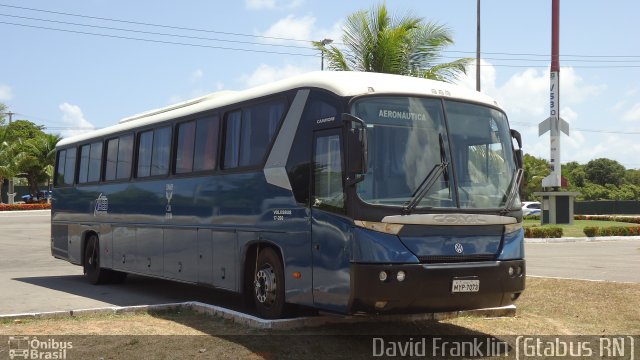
524 219 639 237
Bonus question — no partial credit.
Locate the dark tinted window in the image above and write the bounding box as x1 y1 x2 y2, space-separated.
193 116 219 172
176 116 219 174
151 126 171 176
105 134 133 181
175 121 196 174
137 130 154 177
78 141 102 184
78 144 90 183
223 99 285 169
223 111 241 168
88 142 102 183
116 134 133 179
313 132 344 212
55 149 70 187
137 126 171 178
64 148 76 185
105 138 119 181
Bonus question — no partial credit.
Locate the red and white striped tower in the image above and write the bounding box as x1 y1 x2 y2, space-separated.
539 0 569 189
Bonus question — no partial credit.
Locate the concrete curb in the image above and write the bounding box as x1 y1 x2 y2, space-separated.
0 302 516 330
525 236 640 243
0 209 51 215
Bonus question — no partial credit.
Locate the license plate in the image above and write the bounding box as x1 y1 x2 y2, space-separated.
452 279 480 293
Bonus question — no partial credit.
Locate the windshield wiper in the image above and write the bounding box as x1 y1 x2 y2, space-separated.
500 168 524 215
403 134 449 215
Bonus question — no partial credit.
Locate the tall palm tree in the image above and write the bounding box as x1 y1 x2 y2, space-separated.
313 3 470 82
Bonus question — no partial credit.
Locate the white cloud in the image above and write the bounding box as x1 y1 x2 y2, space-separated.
0 84 13 101
458 62 605 119
59 102 95 138
246 0 276 9
245 0 303 10
258 14 316 43
190 69 204 83
622 103 640 122
239 63 312 88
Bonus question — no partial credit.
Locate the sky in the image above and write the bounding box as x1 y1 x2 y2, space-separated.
1 0 639 169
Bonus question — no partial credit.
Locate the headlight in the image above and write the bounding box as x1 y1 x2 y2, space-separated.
354 220 404 235
504 222 523 234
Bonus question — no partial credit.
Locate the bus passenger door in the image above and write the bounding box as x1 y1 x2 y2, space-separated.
311 129 352 313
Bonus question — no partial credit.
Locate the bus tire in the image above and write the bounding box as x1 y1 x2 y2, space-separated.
254 247 285 319
83 234 109 285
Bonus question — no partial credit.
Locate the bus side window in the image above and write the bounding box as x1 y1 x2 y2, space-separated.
104 134 133 181
54 149 67 187
313 132 345 212
137 127 171 178
77 142 102 184
176 116 219 174
223 99 286 169
64 147 77 185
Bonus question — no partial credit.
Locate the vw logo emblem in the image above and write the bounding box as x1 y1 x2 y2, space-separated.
454 243 464 254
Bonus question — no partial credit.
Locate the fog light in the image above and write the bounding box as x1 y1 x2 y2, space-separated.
396 271 406 282
516 266 523 276
375 301 388 309
508 266 515 276
379 271 388 282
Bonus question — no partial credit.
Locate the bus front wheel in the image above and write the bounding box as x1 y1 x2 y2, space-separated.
84 234 110 285
254 247 285 319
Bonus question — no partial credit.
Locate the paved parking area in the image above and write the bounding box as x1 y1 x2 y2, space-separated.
0 210 244 315
525 239 640 283
0 210 638 315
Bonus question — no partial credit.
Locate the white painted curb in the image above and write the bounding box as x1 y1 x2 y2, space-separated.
0 302 516 330
525 236 640 243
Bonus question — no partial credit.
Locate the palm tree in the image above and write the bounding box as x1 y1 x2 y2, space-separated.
0 126 17 203
16 133 61 194
313 3 470 82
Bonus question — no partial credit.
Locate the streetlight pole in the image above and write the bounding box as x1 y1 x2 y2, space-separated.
476 0 481 92
320 38 333 70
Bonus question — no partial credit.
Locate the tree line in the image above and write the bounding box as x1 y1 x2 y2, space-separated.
0 103 61 200
522 154 640 201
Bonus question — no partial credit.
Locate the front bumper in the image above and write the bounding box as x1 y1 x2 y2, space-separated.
349 260 525 314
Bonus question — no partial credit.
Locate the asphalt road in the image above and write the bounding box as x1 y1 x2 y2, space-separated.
525 239 640 283
0 210 245 315
0 210 638 315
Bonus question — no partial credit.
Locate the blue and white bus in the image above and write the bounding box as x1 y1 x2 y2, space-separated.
51 71 525 319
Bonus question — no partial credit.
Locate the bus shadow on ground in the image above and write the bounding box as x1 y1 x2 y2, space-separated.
13 274 253 315
148 310 501 360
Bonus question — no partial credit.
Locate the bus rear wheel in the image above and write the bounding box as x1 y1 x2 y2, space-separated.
254 247 285 319
84 234 110 285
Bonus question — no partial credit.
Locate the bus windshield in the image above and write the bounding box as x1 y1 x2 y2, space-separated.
352 96 519 210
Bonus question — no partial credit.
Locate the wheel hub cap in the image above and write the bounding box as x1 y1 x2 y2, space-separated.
255 264 276 305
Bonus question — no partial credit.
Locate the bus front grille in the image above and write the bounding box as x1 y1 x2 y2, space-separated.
418 254 496 264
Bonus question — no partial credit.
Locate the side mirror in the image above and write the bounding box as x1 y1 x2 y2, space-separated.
514 149 523 170
510 129 523 169
342 113 368 176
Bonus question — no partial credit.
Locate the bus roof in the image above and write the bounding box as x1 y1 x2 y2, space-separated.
57 71 502 147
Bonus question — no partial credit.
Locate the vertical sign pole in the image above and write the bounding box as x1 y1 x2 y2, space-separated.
539 0 569 190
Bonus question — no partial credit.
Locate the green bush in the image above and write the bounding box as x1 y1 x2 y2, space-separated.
583 226 598 237
584 225 640 237
0 203 51 211
574 215 640 224
524 226 563 238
